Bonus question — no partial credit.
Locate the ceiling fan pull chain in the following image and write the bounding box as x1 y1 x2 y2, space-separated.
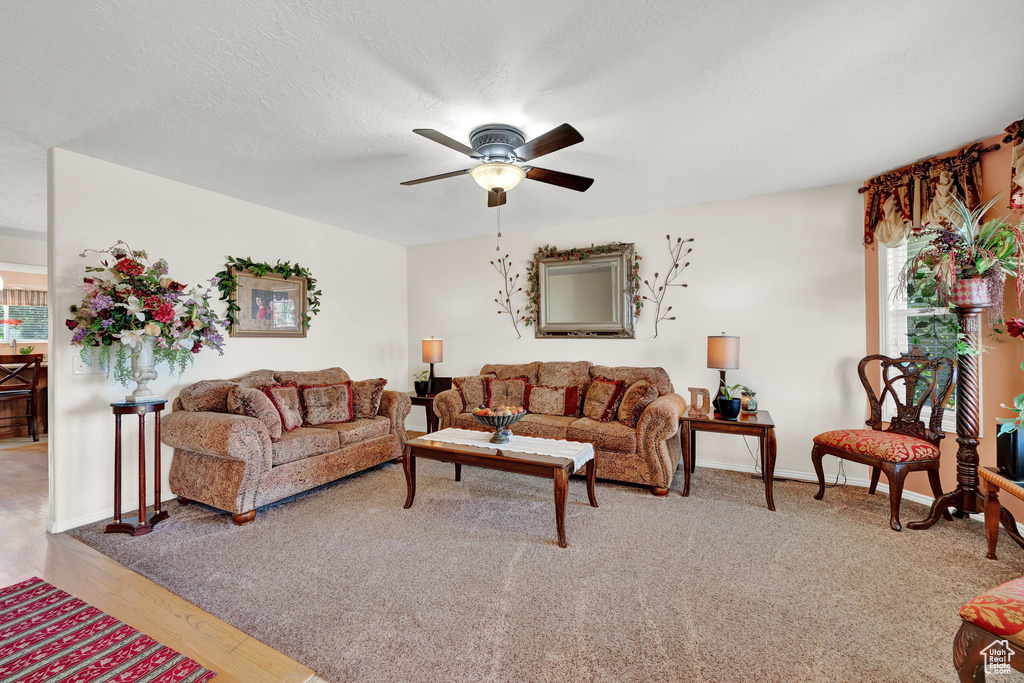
495 206 502 251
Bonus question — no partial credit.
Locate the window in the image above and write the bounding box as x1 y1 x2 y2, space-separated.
878 235 958 433
0 305 48 343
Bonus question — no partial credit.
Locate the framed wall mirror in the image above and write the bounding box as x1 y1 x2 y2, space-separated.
534 243 637 338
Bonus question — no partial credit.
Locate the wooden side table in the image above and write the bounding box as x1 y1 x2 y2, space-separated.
980 466 1024 560
105 400 168 536
408 392 439 434
680 409 777 510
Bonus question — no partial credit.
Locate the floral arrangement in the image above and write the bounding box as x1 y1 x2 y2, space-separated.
65 241 228 385
900 195 1024 320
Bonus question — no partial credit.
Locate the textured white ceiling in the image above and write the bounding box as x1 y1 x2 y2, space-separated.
1 0 1021 246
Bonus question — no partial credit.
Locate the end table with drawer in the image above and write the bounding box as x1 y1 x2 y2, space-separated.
680 409 777 511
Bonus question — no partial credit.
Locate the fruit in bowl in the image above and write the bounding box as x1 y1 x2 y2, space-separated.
471 405 527 443
472 405 525 417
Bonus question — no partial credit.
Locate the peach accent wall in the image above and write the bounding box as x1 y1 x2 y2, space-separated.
863 134 1024 519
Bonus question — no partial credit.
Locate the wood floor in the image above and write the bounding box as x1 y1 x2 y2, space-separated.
0 438 323 683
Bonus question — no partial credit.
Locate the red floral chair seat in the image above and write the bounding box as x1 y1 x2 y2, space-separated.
960 578 1024 648
812 429 940 463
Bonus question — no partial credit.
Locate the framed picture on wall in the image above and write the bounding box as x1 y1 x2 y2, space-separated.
229 268 307 338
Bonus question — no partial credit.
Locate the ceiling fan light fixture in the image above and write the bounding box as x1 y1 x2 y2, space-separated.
469 162 525 193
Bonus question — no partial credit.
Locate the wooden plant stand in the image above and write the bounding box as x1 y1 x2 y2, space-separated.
909 305 984 530
105 400 168 536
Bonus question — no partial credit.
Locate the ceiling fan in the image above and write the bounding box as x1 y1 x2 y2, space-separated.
400 123 594 207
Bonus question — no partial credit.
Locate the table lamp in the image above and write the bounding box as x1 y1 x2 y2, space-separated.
707 334 739 411
421 337 443 395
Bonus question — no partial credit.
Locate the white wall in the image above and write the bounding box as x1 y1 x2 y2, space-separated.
0 234 47 267
407 184 867 481
48 148 408 531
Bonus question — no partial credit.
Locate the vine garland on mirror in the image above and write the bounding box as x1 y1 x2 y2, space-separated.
491 254 528 338
523 242 643 327
643 234 694 338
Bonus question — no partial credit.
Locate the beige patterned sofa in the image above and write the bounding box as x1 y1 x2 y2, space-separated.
162 368 410 525
434 361 688 495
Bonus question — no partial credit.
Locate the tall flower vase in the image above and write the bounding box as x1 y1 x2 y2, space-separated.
127 336 161 403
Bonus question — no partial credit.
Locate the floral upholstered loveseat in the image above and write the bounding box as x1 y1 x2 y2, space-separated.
162 368 410 525
434 361 688 495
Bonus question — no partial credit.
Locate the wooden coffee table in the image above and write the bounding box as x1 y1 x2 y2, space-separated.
402 433 598 548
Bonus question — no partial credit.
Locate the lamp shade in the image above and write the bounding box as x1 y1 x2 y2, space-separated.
421 337 443 364
469 162 525 193
707 335 739 370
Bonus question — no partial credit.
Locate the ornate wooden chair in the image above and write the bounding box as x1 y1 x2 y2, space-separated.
811 351 955 531
0 353 42 441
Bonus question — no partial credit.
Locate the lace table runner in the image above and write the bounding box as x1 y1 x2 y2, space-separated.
421 428 595 471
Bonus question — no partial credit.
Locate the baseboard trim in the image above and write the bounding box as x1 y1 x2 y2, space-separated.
47 493 178 534
694 459 980 523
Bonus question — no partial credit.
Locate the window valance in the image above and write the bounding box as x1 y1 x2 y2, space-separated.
861 142 991 247
1 289 47 306
1004 117 1024 211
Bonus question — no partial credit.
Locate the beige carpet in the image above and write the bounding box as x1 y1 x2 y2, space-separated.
68 460 1024 682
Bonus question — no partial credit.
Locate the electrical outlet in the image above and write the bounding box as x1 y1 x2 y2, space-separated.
72 353 105 375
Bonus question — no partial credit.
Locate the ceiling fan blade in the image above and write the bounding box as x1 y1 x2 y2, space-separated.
400 169 471 186
524 166 594 192
413 129 482 158
487 190 507 208
512 123 583 161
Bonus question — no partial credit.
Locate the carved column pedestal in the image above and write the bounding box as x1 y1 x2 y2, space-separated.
909 305 984 529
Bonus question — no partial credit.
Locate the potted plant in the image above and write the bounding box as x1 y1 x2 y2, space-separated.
413 370 430 397
718 383 744 420
900 196 1024 315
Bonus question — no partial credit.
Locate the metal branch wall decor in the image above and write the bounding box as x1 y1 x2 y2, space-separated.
643 234 694 338
491 254 528 338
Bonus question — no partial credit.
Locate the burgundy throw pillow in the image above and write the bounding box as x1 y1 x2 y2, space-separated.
228 386 283 441
524 384 581 417
484 377 528 408
351 378 387 418
617 380 659 428
300 382 355 426
582 376 627 422
262 382 303 433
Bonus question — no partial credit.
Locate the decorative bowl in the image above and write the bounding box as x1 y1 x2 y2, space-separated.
471 410 526 444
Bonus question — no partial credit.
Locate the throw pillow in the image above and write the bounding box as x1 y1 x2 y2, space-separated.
262 383 304 433
524 384 581 417
351 378 387 418
582 376 627 422
617 380 659 428
227 386 283 441
300 382 355 426
179 379 238 413
453 374 496 410
484 377 528 408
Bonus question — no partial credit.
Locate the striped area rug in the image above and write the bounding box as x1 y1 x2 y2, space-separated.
0 577 215 683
